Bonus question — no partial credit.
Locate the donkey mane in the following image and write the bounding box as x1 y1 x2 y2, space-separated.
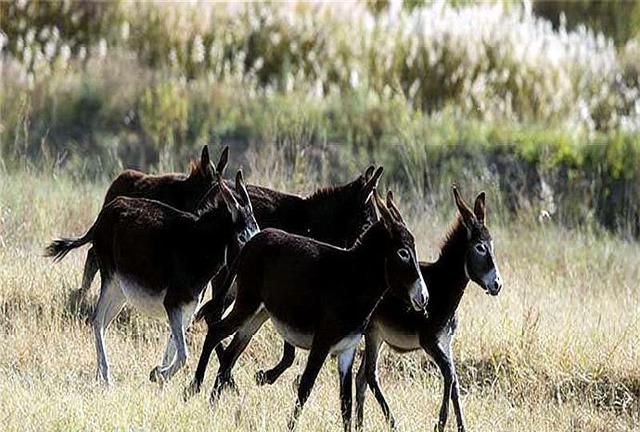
438 217 468 261
349 220 385 250
194 183 222 217
187 159 209 179
304 178 361 203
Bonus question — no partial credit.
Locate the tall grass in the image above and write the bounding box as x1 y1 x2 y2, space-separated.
0 161 638 431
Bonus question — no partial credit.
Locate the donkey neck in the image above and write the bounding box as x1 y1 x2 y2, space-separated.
351 222 389 290
192 207 234 262
426 218 471 319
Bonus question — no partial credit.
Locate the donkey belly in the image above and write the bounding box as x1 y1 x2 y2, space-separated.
118 276 167 318
330 333 362 354
271 318 313 350
376 321 421 352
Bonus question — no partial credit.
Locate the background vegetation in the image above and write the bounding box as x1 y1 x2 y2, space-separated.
0 3 639 431
1 0 640 236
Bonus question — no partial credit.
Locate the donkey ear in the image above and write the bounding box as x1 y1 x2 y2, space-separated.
361 166 383 203
474 191 486 225
201 145 210 167
452 185 476 228
364 165 375 181
386 190 405 224
235 169 252 209
373 189 395 229
216 177 240 221
215 146 229 177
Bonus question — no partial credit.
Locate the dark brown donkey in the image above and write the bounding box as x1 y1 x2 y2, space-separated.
203 165 383 372
186 184 430 432
354 187 503 432
73 145 226 309
45 170 259 384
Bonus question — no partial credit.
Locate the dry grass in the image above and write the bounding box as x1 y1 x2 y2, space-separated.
0 169 639 432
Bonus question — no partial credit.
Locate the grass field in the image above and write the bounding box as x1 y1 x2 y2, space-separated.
0 169 639 432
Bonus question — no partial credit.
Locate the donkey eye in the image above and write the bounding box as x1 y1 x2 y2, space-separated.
397 248 410 262
475 244 487 254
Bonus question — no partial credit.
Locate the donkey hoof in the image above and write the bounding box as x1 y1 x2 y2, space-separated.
149 367 163 383
255 370 268 386
226 376 239 393
183 380 200 401
291 374 302 391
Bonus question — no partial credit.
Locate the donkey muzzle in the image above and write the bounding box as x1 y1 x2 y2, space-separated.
409 277 429 311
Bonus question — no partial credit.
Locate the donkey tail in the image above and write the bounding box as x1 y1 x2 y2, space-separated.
45 226 94 263
195 256 241 323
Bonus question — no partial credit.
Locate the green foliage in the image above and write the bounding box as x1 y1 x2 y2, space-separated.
139 80 188 154
532 0 640 46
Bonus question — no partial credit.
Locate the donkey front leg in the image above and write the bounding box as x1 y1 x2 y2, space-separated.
185 296 262 400
287 342 331 431
423 335 464 432
337 347 357 432
210 308 269 404
93 276 126 384
355 332 396 431
256 342 296 386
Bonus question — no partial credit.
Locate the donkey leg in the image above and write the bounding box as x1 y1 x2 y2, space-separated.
185 297 260 400
256 342 296 386
153 299 199 383
210 308 269 404
337 347 357 432
92 275 125 384
287 342 331 431
422 338 454 432
356 332 396 431
449 355 466 432
70 247 99 313
149 333 176 383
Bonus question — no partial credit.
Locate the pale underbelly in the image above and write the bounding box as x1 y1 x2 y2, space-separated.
271 318 362 354
376 322 421 351
118 276 167 318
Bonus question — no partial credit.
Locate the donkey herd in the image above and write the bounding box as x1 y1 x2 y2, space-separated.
46 145 503 432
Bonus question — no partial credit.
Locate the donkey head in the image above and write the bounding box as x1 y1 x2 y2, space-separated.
305 165 382 247
452 186 503 296
215 169 259 262
374 189 429 312
190 145 229 186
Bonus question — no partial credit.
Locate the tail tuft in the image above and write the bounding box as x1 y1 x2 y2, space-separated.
45 235 91 263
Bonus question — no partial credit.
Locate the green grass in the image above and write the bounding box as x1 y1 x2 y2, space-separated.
0 166 638 431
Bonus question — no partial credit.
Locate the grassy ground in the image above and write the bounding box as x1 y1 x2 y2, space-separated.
0 169 638 431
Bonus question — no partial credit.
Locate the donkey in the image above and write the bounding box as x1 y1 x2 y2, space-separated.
353 186 503 432
45 170 258 384
74 145 227 309
203 165 382 372
186 182 430 432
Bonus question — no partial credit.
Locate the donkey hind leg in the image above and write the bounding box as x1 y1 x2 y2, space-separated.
93 275 126 384
355 331 396 431
337 347 357 432
423 335 463 432
256 342 296 386
287 341 331 431
210 308 269 404
149 334 176 382
69 247 99 313
184 296 261 400
152 300 199 384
